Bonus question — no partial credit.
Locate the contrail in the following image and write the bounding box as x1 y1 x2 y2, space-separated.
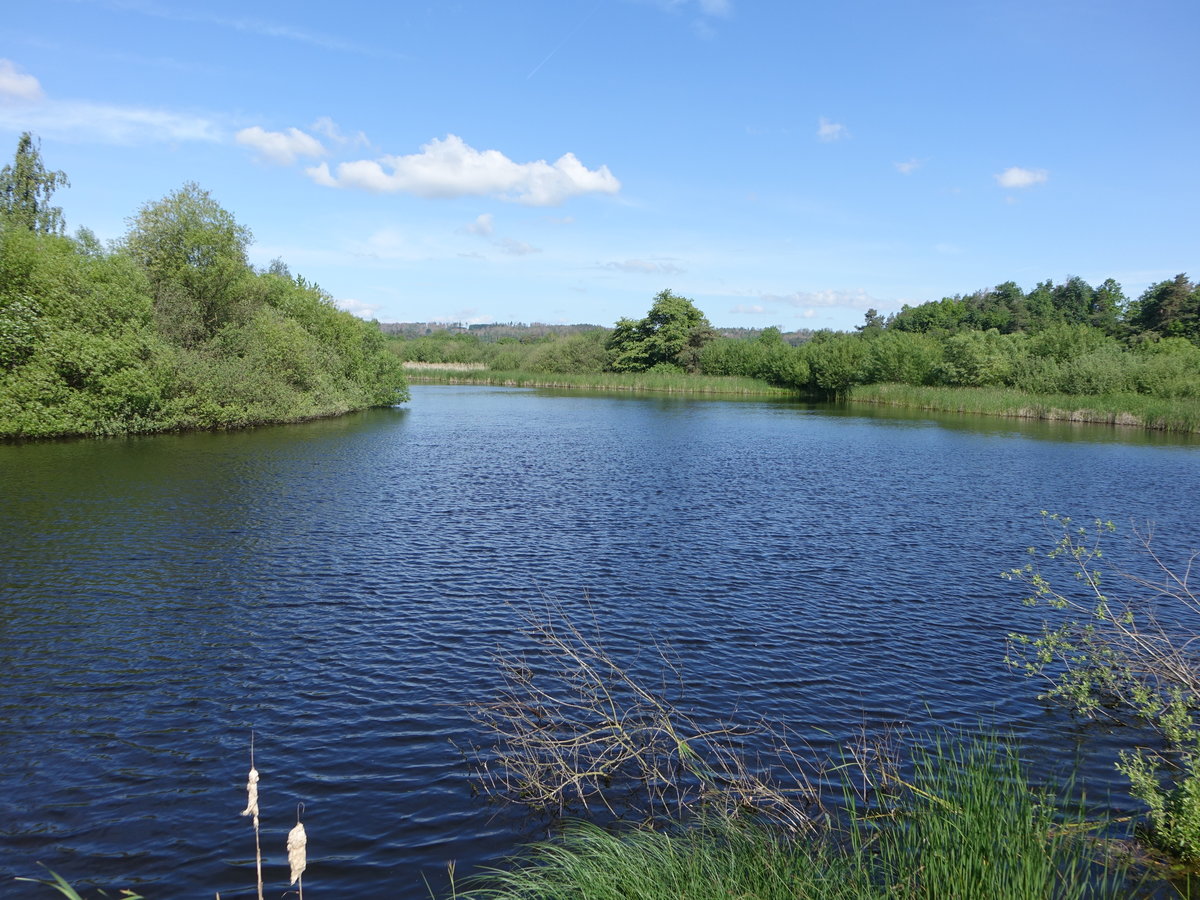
527 1 603 79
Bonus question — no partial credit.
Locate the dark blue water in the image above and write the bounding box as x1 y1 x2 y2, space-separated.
1 385 1197 897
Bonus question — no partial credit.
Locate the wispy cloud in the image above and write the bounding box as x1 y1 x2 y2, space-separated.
0 98 221 144
602 258 684 275
632 0 732 38
0 59 43 101
306 134 620 206
495 237 541 256
464 213 494 237
763 288 878 310
101 0 394 57
730 303 767 314
894 158 921 175
643 0 732 17
236 126 325 165
310 116 370 149
817 116 848 142
0 57 222 144
461 213 541 255
335 297 382 319
994 166 1048 189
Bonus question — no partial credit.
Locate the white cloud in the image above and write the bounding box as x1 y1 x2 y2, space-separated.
357 227 418 260
335 297 382 319
465 213 494 236
0 59 43 102
236 126 326 165
306 134 620 205
311 116 370 148
764 288 878 310
730 303 767 314
602 258 684 275
994 166 1048 189
894 158 921 175
817 117 848 142
103 4 389 58
0 99 221 144
645 0 732 16
495 236 541 256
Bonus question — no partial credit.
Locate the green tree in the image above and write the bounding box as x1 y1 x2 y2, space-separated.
856 308 886 335
1128 274 1198 342
1024 280 1058 329
606 289 716 373
1051 276 1095 325
1090 278 1126 334
0 132 69 234
123 182 253 345
889 296 968 333
802 333 869 396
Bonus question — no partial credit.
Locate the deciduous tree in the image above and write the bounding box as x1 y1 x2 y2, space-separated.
0 132 69 234
606 289 716 373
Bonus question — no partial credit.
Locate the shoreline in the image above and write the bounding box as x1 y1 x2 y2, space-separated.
406 368 1200 433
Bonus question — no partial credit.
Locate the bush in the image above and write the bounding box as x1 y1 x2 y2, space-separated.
1006 513 1200 863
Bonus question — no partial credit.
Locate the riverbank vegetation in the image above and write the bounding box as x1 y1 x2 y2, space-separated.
390 278 1200 431
462 739 1135 900
451 520 1200 897
0 133 407 440
405 367 793 396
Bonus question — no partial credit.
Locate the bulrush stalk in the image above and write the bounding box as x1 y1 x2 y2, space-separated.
240 738 263 900
287 804 308 900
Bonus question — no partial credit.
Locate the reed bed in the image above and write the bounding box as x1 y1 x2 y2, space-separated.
850 383 1200 433
460 734 1139 899
404 368 793 396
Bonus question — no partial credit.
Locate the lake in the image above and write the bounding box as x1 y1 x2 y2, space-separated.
2 384 1198 897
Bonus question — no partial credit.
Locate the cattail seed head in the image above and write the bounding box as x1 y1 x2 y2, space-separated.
287 821 307 885
241 767 260 818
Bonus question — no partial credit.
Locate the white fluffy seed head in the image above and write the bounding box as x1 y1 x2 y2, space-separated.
241 767 260 818
287 821 307 885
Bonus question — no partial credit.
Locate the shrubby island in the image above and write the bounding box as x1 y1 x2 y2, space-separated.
0 134 408 440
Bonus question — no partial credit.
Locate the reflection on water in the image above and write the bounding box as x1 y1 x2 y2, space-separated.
1 386 1197 897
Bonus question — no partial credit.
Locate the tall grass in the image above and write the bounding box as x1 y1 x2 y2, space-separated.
461 734 1139 899
851 383 1200 433
405 367 794 396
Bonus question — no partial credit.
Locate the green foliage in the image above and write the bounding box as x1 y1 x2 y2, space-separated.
889 295 969 333
122 182 254 345
862 330 942 385
0 184 407 439
933 329 1024 386
606 289 716 373
802 333 869 396
15 865 143 899
524 329 610 374
1006 514 1200 862
464 734 1132 899
1129 274 1200 342
0 132 69 234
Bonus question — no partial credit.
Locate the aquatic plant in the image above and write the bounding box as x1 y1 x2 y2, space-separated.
461 733 1134 899
239 738 264 900
468 601 816 830
1007 512 1200 862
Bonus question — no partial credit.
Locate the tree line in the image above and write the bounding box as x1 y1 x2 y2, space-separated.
391 277 1200 402
0 133 408 439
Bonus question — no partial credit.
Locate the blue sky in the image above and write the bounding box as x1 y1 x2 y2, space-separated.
1 0 1196 330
